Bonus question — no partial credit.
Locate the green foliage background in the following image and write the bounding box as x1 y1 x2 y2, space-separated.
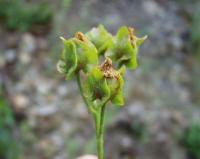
0 97 20 159
0 0 52 31
183 122 200 159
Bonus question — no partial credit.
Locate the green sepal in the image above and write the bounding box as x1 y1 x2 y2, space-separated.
57 60 66 74
86 25 112 55
116 26 129 41
111 91 124 106
109 74 124 106
57 38 77 79
118 66 126 76
83 67 110 108
107 26 146 70
108 37 136 69
136 35 148 46
73 36 98 73
121 51 138 69
116 26 147 47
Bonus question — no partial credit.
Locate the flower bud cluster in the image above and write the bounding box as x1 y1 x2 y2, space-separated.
57 25 147 107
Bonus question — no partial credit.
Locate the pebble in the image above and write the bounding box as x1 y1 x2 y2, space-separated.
127 102 145 118
0 54 5 67
142 0 164 17
171 111 184 125
36 37 48 51
28 105 61 132
18 33 36 64
11 94 29 112
31 105 58 117
57 84 69 97
5 32 19 48
76 155 97 159
4 49 17 63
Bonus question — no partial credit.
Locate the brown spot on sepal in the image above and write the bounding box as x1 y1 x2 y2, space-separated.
99 57 119 79
128 27 137 46
75 32 85 42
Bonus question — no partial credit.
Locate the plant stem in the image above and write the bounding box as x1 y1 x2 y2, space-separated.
96 105 106 159
76 73 96 115
76 73 106 159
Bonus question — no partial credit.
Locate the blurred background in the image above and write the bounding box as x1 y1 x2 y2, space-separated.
0 0 200 159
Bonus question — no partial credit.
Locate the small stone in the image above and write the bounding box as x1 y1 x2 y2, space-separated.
127 102 145 118
49 132 64 151
57 84 69 97
179 88 190 103
18 33 36 64
4 49 17 63
60 122 74 137
20 33 36 53
11 94 29 112
74 101 89 120
36 77 54 95
38 139 51 150
0 54 5 67
37 138 55 156
31 105 58 117
156 132 168 143
36 37 48 51
54 153 66 159
76 155 97 159
170 36 183 51
171 111 184 125
142 1 163 17
5 32 19 48
121 136 132 149
19 51 32 64
28 105 61 132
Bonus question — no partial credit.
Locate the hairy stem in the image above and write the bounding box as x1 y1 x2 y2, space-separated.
96 105 106 159
76 73 106 159
76 73 96 115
